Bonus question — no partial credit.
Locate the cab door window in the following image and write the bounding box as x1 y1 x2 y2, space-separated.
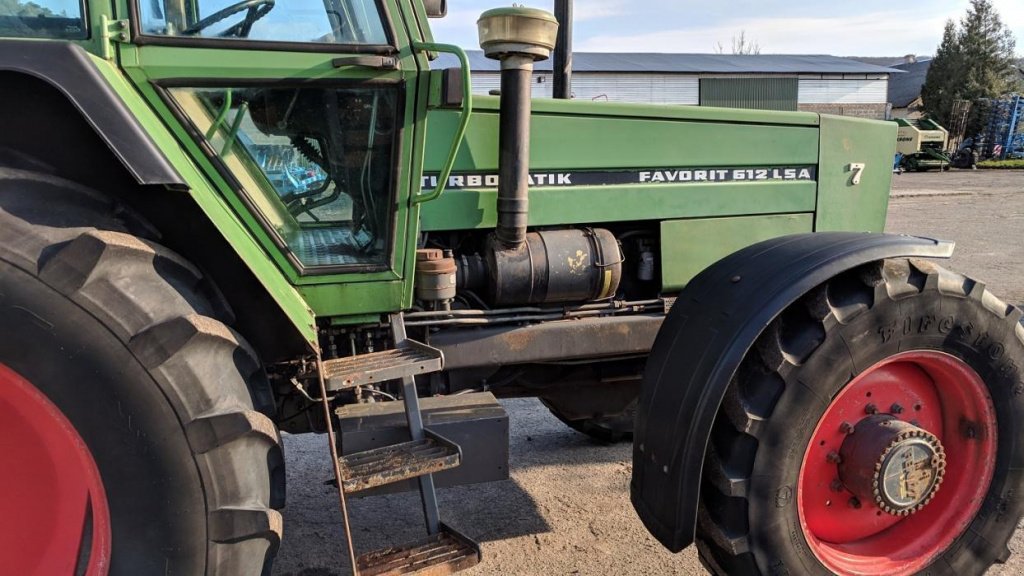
168 84 400 270
137 0 387 44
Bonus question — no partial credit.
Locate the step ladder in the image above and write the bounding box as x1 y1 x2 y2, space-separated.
315 313 481 576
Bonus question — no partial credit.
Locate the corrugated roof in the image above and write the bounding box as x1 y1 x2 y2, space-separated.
435 50 902 75
887 59 932 108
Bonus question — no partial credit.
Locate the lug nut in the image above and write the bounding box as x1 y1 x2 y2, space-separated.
827 451 843 464
891 403 904 414
840 421 855 434
848 497 862 509
865 403 878 415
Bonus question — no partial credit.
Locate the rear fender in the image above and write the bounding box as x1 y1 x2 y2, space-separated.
0 40 182 186
631 232 954 552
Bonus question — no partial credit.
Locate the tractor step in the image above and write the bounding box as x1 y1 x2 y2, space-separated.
339 431 461 493
357 524 481 576
322 340 443 391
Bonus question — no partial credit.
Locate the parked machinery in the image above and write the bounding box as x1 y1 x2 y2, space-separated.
894 117 952 170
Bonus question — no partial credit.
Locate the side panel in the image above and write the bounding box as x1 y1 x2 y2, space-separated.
420 97 821 231
660 214 814 291
815 114 895 233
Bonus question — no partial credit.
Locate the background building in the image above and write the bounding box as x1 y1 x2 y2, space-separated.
439 51 900 119
886 56 933 118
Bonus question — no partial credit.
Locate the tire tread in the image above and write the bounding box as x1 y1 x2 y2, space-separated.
0 170 283 574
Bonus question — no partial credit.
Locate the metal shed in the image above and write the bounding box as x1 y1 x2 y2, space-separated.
436 51 900 119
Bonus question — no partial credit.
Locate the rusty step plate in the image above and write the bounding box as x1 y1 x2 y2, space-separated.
322 340 443 391
357 524 480 576
339 431 461 493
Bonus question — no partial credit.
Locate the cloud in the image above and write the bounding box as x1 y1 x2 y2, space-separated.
577 9 959 56
429 0 1023 57
574 0 628 22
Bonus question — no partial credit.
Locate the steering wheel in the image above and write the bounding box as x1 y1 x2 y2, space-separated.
181 0 275 38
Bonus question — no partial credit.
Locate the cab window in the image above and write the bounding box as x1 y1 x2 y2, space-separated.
168 84 400 270
0 0 87 39
137 0 388 44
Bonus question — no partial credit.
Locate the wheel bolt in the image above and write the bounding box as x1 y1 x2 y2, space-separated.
891 403 904 414
848 497 862 509
827 451 843 464
840 421 855 434
830 478 844 492
865 403 878 415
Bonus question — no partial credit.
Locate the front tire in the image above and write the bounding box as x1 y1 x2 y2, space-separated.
697 258 1024 576
0 168 285 574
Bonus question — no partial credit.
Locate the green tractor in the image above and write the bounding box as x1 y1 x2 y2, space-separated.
1 1 1022 575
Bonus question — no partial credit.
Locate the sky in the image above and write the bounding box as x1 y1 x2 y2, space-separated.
430 0 1024 57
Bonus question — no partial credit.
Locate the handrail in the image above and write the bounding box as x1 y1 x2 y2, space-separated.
410 41 472 204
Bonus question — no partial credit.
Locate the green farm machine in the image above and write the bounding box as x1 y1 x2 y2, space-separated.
2 1 1024 575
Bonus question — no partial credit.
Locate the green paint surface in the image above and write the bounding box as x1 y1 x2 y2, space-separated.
422 181 817 230
423 101 820 174
815 114 894 232
421 98 821 232
660 214 815 291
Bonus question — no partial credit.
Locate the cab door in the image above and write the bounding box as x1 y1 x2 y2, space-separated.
116 0 431 315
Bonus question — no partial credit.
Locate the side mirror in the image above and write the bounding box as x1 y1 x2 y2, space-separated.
424 0 447 18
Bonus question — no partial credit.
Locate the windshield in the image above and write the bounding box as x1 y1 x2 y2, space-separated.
138 0 388 44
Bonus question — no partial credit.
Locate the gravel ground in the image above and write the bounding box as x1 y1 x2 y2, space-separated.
273 169 1024 576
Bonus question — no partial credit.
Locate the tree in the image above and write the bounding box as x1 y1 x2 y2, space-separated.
0 0 56 17
921 0 1018 125
715 30 762 55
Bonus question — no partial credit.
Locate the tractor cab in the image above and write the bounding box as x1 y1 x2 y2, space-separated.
110 0 454 299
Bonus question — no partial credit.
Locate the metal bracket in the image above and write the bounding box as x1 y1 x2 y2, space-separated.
99 16 130 60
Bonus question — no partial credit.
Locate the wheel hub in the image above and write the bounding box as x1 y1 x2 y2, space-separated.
798 351 998 576
838 415 946 516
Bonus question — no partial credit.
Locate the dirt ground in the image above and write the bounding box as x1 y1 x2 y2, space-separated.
272 169 1024 576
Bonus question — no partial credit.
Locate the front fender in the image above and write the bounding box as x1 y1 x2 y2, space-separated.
631 232 954 553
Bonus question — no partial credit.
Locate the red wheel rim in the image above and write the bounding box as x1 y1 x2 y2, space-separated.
798 351 996 576
0 363 111 576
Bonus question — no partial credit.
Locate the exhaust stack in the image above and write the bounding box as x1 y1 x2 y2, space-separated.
477 7 558 249
460 8 621 306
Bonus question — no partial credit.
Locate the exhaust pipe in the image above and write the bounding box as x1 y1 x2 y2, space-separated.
495 54 533 248
553 0 573 99
469 8 622 306
477 7 558 249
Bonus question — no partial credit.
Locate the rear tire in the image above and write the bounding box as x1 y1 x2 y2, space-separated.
697 258 1024 576
0 168 285 575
